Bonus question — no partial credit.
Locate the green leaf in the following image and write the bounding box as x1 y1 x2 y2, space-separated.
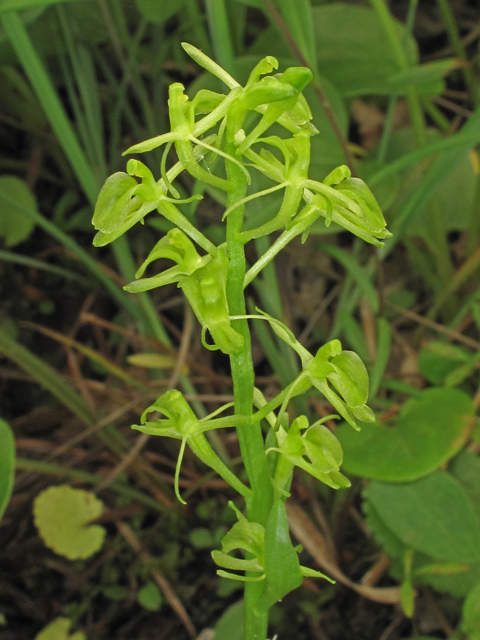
0 327 92 426
363 499 405 561
0 419 15 522
0 176 36 246
450 450 480 523
365 471 480 563
213 600 245 640
34 485 106 560
0 0 90 11
254 501 303 615
312 4 418 97
274 0 317 74
336 388 473 481
34 617 86 640
189 528 216 549
317 243 379 312
463 581 480 635
387 58 459 96
103 586 129 601
136 0 187 24
137 582 163 611
368 317 391 399
364 497 480 597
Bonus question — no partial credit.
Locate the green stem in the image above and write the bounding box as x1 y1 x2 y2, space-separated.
225 142 273 640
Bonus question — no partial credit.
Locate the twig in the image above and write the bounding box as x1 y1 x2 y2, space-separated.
387 301 480 350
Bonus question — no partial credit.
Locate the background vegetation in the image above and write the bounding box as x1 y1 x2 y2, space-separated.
0 0 480 639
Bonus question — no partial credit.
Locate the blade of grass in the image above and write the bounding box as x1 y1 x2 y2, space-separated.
436 0 477 103
2 11 169 344
0 188 145 324
15 457 167 514
271 0 318 74
56 5 106 175
205 0 235 77
21 321 151 392
318 243 379 314
338 311 370 362
379 106 480 257
261 0 356 173
0 249 91 284
0 326 93 425
370 128 480 188
1 11 98 203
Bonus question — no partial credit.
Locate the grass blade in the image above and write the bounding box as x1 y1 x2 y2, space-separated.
318 243 379 313
0 326 93 425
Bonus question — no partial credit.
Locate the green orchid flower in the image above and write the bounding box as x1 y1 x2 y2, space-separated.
123 82 249 191
235 309 374 429
268 415 350 493
133 390 251 504
125 229 243 354
92 157 214 252
213 500 333 614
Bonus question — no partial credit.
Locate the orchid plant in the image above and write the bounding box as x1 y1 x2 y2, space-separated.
92 43 390 640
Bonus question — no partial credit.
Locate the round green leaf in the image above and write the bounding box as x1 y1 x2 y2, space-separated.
0 176 37 247
0 418 15 521
365 471 480 563
336 388 473 481
34 485 105 560
213 600 245 640
137 582 162 611
34 617 85 640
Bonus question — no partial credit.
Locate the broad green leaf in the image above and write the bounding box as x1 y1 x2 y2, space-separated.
0 176 36 246
213 600 245 640
450 450 480 523
136 0 187 24
364 496 480 597
34 485 105 560
363 499 405 561
34 617 85 640
336 388 473 481
254 501 303 615
0 419 15 521
368 317 391 399
463 581 480 635
415 557 480 599
312 4 418 97
137 582 163 611
365 471 480 563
